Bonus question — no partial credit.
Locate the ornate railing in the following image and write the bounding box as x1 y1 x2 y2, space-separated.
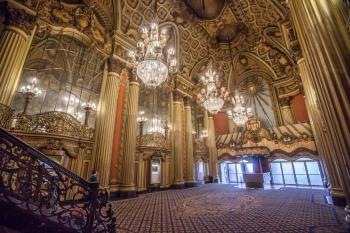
0 103 14 129
0 128 116 233
12 111 94 139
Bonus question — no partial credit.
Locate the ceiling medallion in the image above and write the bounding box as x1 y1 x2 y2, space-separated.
128 1 177 88
199 60 228 114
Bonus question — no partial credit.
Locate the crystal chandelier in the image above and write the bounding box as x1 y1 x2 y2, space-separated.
230 91 252 126
128 1 176 88
197 60 228 114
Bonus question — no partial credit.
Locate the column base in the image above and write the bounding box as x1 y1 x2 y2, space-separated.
117 190 137 199
171 183 185 189
184 181 197 188
206 176 219 183
330 189 347 206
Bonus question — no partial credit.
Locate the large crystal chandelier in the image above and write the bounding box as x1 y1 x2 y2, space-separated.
128 1 176 88
227 37 252 126
198 60 228 114
230 91 252 126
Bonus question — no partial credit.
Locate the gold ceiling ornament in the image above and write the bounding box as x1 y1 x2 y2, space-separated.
128 0 177 88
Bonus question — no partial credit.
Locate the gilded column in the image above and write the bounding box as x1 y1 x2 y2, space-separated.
288 0 350 222
0 2 36 106
298 58 345 205
119 70 139 197
279 97 295 125
93 58 121 187
207 114 219 183
172 91 184 188
184 97 195 186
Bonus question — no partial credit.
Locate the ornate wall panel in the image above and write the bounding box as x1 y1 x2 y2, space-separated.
11 29 105 128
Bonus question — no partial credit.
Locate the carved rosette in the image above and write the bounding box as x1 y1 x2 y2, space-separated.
1 2 37 35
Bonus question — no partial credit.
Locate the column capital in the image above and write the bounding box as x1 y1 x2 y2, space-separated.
173 90 183 102
123 65 138 82
279 96 291 107
1 2 37 35
107 57 124 74
183 97 192 107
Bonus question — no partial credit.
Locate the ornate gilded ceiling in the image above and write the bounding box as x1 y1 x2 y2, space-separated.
21 0 301 102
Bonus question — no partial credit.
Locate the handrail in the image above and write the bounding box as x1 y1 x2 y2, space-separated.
0 127 116 233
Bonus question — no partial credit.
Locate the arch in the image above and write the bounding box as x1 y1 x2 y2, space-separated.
228 51 277 92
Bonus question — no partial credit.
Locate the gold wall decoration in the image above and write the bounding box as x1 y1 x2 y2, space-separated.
12 111 94 139
216 117 316 159
22 0 112 53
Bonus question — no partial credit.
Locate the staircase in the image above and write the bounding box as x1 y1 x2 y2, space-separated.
0 128 116 233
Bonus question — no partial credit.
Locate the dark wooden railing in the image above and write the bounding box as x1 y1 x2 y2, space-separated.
0 128 116 233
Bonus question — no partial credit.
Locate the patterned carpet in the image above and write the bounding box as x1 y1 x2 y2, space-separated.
112 184 349 233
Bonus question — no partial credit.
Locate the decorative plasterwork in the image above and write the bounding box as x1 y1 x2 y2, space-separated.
22 0 113 54
216 117 316 158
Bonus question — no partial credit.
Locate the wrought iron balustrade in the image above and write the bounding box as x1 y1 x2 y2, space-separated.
0 128 116 233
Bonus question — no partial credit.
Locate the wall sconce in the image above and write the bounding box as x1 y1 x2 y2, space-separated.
82 102 96 126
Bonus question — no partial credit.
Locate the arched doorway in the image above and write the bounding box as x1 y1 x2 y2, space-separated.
270 157 323 186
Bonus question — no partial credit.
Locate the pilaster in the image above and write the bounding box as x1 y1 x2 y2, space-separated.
184 97 195 186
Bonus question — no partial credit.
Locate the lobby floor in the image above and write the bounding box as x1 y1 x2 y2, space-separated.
112 184 348 233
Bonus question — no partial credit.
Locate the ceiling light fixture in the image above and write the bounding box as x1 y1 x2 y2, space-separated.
128 0 177 88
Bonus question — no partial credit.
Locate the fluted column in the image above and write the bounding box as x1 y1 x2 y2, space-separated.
119 70 139 196
172 91 184 187
109 68 128 192
288 0 350 222
184 97 195 186
93 58 121 187
298 58 345 205
207 114 218 183
0 2 36 106
280 97 295 125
